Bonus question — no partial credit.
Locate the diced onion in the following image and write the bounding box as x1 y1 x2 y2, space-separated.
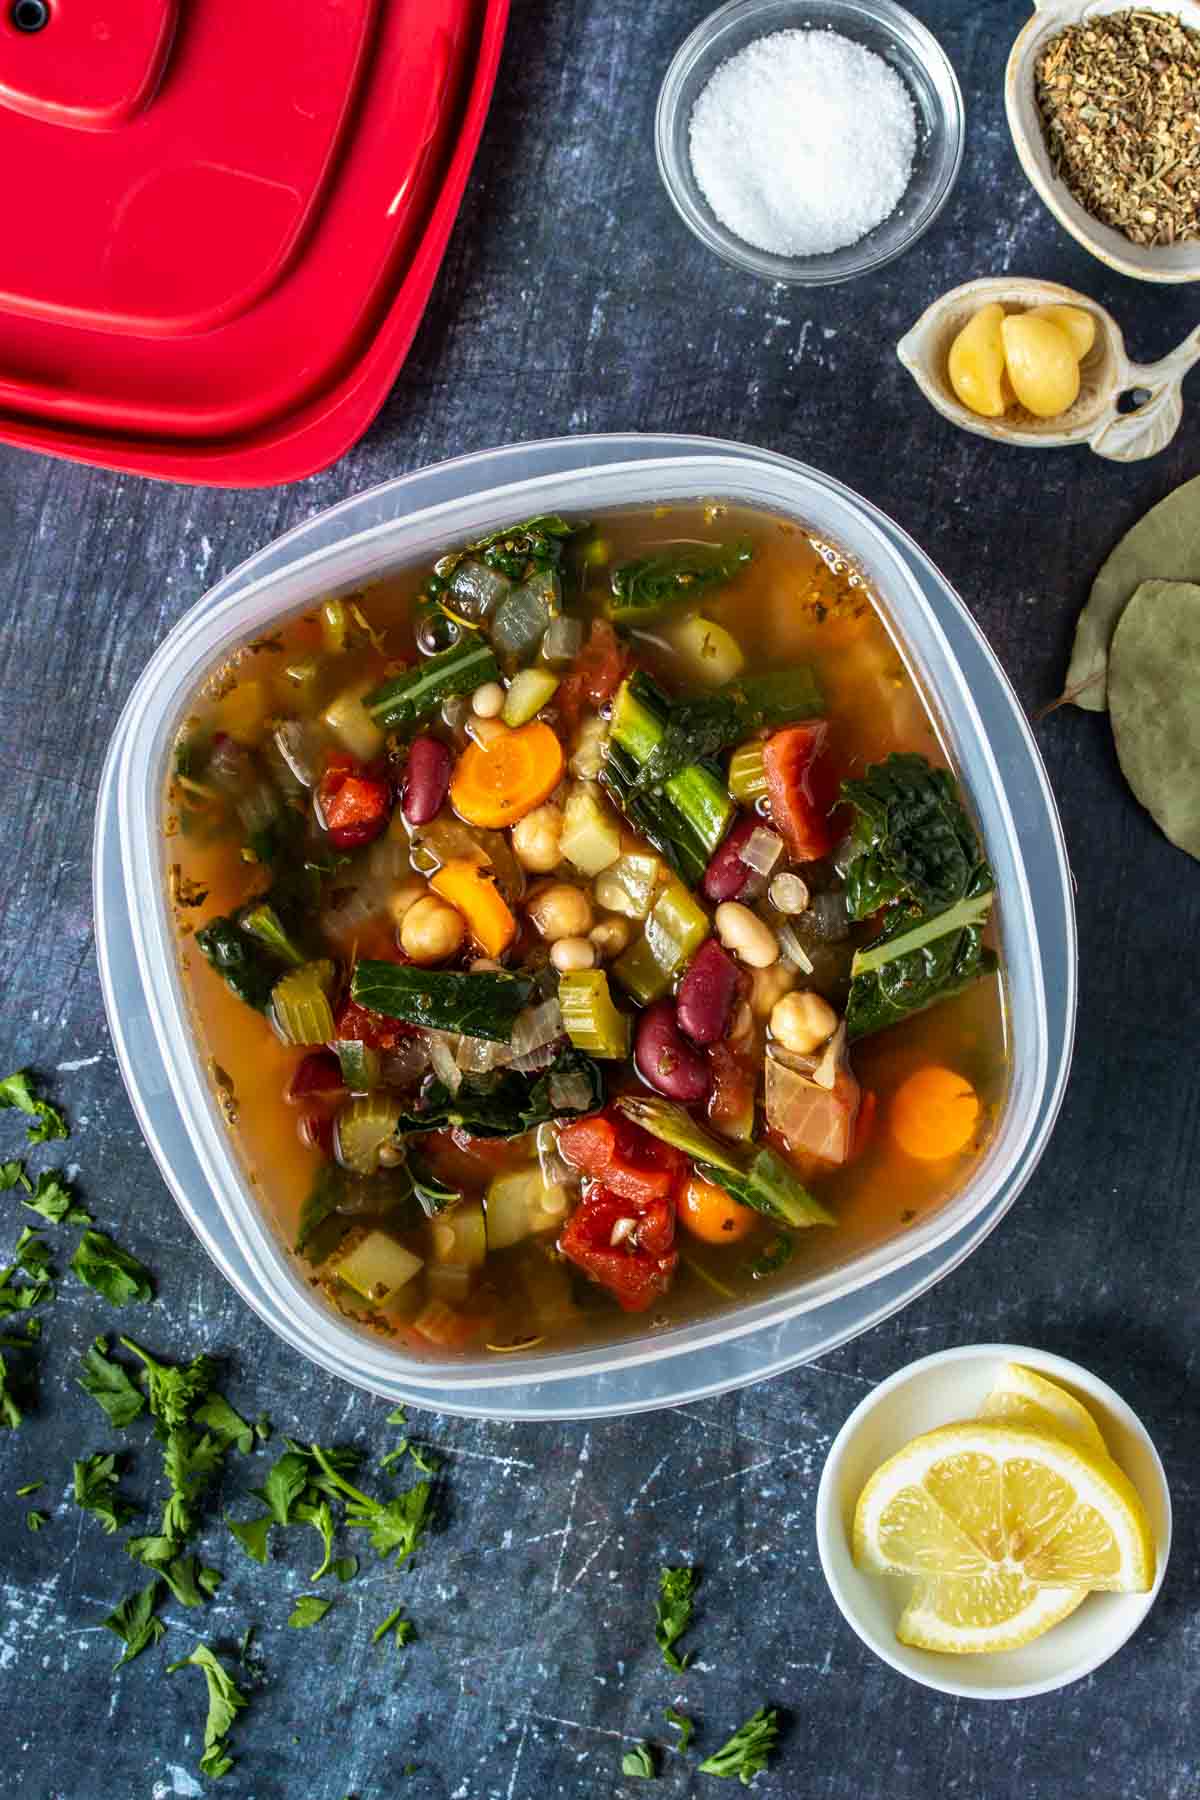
741 828 783 876
456 1035 513 1074
510 1037 566 1075
609 1216 637 1246
273 720 321 789
542 615 585 666
777 921 815 975
536 1121 577 1189
548 1071 594 1113
769 872 810 915
442 693 472 734
811 1022 847 1092
427 1033 463 1094
511 998 563 1059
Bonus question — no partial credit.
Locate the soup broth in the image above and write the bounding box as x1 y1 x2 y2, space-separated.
166 503 1007 1361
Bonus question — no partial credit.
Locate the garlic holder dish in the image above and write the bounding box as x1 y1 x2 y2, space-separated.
898 276 1200 460
96 437 1076 1415
1006 0 1200 285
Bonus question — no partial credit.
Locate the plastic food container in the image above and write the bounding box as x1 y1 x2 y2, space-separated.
96 435 1076 1417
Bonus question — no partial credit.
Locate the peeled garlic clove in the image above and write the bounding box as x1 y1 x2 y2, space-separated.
948 302 1008 418
1027 303 1096 361
1000 314 1081 418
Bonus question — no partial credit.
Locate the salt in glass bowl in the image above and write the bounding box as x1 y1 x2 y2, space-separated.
655 0 965 286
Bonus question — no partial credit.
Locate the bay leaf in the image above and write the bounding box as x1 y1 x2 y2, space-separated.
1108 578 1200 860
1063 473 1200 712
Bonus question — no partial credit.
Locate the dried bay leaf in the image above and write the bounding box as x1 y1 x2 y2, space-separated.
1064 474 1200 712
1108 579 1200 861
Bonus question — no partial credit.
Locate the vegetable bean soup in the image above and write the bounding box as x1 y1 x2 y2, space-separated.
166 505 1006 1360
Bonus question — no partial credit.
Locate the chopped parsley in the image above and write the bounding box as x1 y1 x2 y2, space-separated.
21 1170 91 1227
26 1509 48 1531
0 1071 68 1145
70 1231 153 1305
167 1644 249 1779
697 1707 779 1786
227 1513 272 1565
622 1744 656 1779
194 1393 254 1455
0 1351 24 1428
655 1566 699 1673
746 1234 794 1280
333 1555 358 1583
77 1337 146 1429
102 1579 165 1668
664 1707 694 1753
288 1594 333 1629
15 1480 43 1496
309 1444 432 1569
73 1452 137 1535
371 1606 415 1652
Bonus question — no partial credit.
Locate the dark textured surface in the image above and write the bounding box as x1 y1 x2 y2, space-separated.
1 3 1198 1796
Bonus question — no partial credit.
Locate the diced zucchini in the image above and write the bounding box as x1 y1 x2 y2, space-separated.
491 568 560 663
561 784 622 877
444 558 510 624
221 679 272 745
592 852 661 920
502 667 560 727
425 1262 473 1304
282 655 322 711
335 1093 402 1175
332 1230 423 1306
333 1039 381 1093
321 599 348 654
728 741 768 803
670 615 745 686
613 880 709 1004
558 970 631 1059
520 1251 579 1333
427 1198 487 1268
272 960 336 1046
485 1166 566 1251
322 684 385 761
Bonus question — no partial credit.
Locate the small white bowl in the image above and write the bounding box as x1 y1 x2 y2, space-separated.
1006 0 1200 284
815 1344 1171 1698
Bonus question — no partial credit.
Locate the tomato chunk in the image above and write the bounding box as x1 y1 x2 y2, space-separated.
559 1186 678 1312
557 1108 685 1202
332 997 415 1054
556 620 629 732
762 722 838 862
317 754 392 849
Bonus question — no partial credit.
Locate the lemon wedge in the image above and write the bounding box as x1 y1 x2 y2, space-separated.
979 1362 1108 1457
854 1420 1155 1654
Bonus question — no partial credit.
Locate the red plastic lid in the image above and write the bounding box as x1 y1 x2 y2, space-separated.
0 0 508 485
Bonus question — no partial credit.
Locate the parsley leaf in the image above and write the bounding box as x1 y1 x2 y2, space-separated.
167 1644 248 1780
22 1170 91 1226
622 1744 656 1779
309 1444 432 1569
655 1567 699 1673
386 1406 408 1426
77 1337 146 1429
73 1452 137 1534
26 1509 48 1531
0 1237 52 1318
0 1071 68 1145
13 1226 52 1277
296 1496 336 1581
102 1579 165 1669
371 1605 415 1651
1 1352 25 1426
161 1427 225 1539
194 1393 254 1455
148 1552 221 1609
227 1514 272 1564
288 1593 332 1629
0 1160 30 1191
15 1480 43 1496
120 1338 215 1428
255 1448 310 1526
697 1707 779 1786
334 1555 357 1583
664 1707 694 1753
70 1231 153 1304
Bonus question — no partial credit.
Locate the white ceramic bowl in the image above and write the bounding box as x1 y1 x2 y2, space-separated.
1006 0 1200 284
815 1343 1171 1698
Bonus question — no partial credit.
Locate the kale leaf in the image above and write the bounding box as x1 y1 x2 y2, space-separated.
608 539 753 618
392 1048 605 1140
350 963 535 1043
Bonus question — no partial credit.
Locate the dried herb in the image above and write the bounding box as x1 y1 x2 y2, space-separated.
1036 10 1200 247
1108 579 1200 860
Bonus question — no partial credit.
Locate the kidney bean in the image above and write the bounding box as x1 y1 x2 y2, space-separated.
285 1051 346 1105
676 938 739 1046
701 813 760 904
634 999 711 1103
402 734 452 827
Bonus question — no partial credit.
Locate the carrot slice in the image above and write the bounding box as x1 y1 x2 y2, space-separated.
890 1067 980 1161
430 858 516 958
762 721 837 862
450 722 565 829
678 1176 757 1245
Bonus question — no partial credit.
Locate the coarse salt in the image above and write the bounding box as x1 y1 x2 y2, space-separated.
689 28 918 257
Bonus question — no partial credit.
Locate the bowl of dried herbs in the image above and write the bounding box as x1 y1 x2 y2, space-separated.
1006 2 1200 283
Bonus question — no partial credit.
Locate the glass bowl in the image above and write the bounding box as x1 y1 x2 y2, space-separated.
655 0 965 285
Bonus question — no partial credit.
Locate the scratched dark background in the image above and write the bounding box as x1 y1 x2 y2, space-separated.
1 2 1198 1797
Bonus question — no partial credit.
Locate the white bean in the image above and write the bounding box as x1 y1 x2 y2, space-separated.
715 901 779 969
550 935 596 973
471 681 505 719
768 872 810 915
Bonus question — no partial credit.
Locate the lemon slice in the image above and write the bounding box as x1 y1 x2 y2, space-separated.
979 1362 1108 1457
854 1420 1154 1654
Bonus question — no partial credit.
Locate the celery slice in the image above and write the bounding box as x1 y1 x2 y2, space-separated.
728 741 768 804
502 667 559 728
272 960 336 1046
558 970 631 1059
335 1094 402 1175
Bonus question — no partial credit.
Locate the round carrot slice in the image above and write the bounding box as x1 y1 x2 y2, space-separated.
890 1066 980 1161
678 1175 757 1245
449 722 565 829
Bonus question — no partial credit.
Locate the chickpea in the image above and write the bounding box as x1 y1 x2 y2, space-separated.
387 875 430 929
528 882 593 943
771 990 839 1056
750 961 797 1018
588 915 632 961
400 894 466 964
471 681 505 718
511 803 563 873
570 715 607 780
550 935 596 973
714 901 779 970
